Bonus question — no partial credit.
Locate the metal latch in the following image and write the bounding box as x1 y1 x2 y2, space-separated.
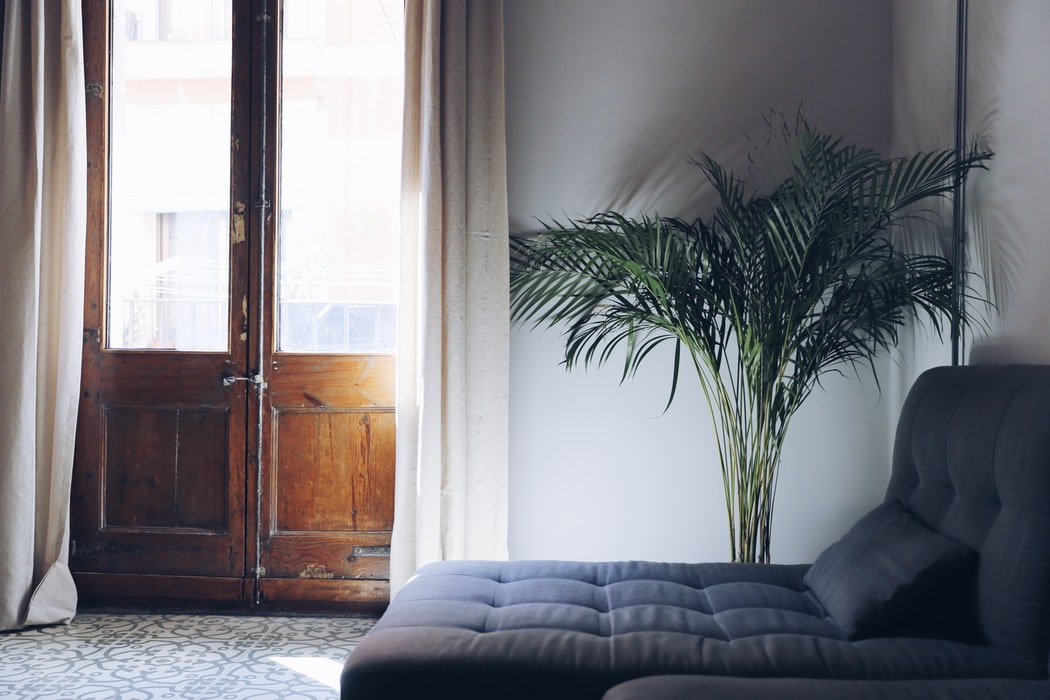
222 372 265 387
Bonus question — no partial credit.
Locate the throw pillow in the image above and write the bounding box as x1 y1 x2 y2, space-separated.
804 498 977 640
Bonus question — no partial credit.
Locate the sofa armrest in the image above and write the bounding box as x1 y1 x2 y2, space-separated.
602 676 1050 700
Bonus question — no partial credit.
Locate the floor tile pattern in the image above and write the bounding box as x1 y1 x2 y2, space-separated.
0 612 376 699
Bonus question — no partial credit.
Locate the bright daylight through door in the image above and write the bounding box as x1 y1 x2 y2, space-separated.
106 1 402 353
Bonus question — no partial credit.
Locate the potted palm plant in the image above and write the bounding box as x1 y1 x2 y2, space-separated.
510 114 991 563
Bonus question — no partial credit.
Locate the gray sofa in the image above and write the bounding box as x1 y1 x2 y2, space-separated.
340 364 1050 699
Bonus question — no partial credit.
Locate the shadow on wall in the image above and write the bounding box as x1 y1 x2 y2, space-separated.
892 0 1050 366
504 0 893 231
967 0 1050 363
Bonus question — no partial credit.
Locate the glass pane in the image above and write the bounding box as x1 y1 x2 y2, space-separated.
108 0 232 351
278 0 403 353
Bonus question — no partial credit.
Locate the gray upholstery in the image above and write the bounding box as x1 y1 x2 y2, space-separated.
885 365 1050 661
803 498 979 640
602 676 1050 700
341 365 1050 700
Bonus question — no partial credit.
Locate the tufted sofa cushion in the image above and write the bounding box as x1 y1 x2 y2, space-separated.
885 365 1050 662
369 560 839 641
341 560 1041 700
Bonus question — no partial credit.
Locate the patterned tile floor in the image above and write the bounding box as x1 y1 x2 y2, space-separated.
0 612 377 699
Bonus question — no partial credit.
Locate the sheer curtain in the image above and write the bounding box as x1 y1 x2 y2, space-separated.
0 0 86 630
390 0 510 595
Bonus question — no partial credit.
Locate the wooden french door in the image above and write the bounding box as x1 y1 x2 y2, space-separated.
71 0 400 611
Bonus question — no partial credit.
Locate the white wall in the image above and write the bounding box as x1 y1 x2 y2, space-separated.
505 0 896 564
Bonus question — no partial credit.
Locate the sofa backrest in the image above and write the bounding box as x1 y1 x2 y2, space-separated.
885 364 1050 663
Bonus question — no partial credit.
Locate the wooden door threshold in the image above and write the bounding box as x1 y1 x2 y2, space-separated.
73 572 388 615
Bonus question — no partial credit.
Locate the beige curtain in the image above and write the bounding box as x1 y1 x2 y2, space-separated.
0 0 86 630
391 0 510 594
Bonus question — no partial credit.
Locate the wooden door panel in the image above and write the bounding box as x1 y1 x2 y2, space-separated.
73 573 249 609
273 409 394 532
103 405 228 531
262 534 392 580
84 352 240 402
73 354 247 580
267 355 396 407
72 534 240 578
257 578 389 610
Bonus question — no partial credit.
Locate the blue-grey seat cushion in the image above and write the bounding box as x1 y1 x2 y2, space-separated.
340 560 1041 700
